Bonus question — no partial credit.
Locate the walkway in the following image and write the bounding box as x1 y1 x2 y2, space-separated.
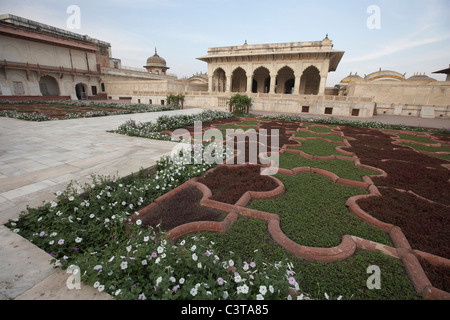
0 108 203 300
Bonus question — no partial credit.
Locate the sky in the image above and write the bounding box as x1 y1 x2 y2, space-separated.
1 0 449 86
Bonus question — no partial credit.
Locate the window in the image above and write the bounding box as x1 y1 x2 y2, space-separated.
325 107 333 115
91 86 97 95
149 99 153 104
302 106 310 113
101 83 106 92
161 100 165 105
351 109 360 116
13 81 25 95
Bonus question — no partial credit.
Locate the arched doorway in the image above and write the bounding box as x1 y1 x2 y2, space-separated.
300 66 321 95
231 67 247 92
75 83 88 100
276 66 295 94
252 66 270 93
39 75 60 96
212 68 226 92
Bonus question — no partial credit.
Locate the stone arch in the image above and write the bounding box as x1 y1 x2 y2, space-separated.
300 65 321 95
75 82 88 100
231 67 247 92
252 66 270 93
39 75 60 96
212 68 226 92
276 66 295 94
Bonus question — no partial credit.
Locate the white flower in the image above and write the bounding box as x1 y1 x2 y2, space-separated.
259 285 267 295
228 259 234 267
197 262 202 269
75 237 82 243
192 253 198 261
56 211 63 216
115 289 122 296
156 276 162 286
169 276 176 283
190 244 196 251
120 261 128 270
179 278 185 284
58 239 64 245
155 257 160 264
126 245 132 252
157 246 164 254
108 256 115 262
89 214 95 219
135 219 142 226
190 287 198 296
256 294 264 300
122 201 126 206
93 265 102 271
141 259 147 266
98 285 105 292
234 273 242 283
269 285 274 293
143 236 149 242
223 291 229 299
237 284 249 294
49 240 54 245
94 281 100 288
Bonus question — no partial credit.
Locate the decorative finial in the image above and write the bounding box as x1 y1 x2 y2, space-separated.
155 47 157 55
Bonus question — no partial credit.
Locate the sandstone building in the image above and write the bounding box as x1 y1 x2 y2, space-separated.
0 14 111 100
0 14 448 119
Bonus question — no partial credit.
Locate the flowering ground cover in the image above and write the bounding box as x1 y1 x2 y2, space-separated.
5 111 449 300
0 100 179 121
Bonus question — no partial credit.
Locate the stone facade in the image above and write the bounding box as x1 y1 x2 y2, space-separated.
197 37 344 96
0 14 109 100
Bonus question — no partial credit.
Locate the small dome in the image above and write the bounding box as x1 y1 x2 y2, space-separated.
340 72 364 84
407 73 437 82
145 48 167 68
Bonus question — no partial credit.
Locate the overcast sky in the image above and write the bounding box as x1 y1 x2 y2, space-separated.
1 0 449 86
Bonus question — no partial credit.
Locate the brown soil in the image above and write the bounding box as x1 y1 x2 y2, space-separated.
140 185 227 231
197 164 280 204
341 126 450 205
417 256 450 293
356 188 450 259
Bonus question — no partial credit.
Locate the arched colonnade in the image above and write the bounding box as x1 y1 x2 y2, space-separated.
210 64 324 95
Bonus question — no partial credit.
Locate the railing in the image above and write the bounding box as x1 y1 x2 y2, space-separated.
0 60 101 76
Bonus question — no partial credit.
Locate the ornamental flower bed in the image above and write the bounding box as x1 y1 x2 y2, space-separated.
0 100 180 121
5 111 450 300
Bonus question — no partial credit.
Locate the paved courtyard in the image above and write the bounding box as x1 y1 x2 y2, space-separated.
0 108 203 300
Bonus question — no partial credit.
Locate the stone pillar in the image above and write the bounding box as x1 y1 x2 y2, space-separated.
318 74 327 95
269 75 276 94
226 75 232 93
208 76 213 92
294 76 301 95
246 76 253 94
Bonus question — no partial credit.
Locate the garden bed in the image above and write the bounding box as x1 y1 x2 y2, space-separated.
0 100 178 121
197 164 280 204
6 112 450 300
139 184 228 231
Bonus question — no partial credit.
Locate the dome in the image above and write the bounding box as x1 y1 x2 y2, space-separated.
365 70 406 81
145 48 167 68
340 72 364 84
407 73 437 82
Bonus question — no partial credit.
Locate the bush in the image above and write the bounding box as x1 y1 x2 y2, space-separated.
166 94 185 108
227 94 252 116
